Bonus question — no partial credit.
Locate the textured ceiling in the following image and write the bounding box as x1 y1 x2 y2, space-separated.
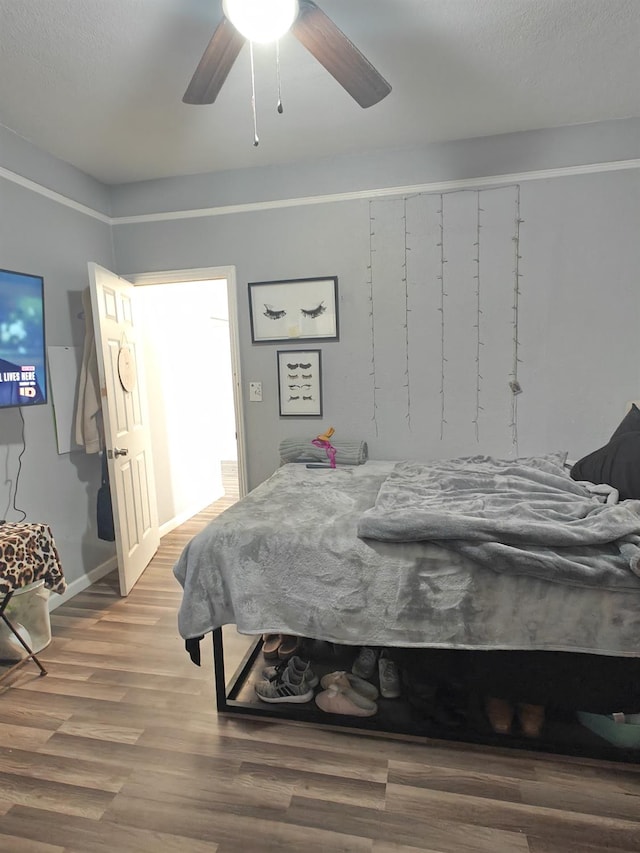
0 0 638 185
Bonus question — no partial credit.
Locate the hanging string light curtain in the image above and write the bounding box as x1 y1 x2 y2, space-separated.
368 186 522 445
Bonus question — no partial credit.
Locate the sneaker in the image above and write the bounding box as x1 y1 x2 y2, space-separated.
315 683 377 717
261 658 288 682
352 647 378 680
378 652 401 699
320 670 379 701
262 655 319 688
255 668 314 704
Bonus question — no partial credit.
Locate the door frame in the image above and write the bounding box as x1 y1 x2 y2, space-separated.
124 265 248 499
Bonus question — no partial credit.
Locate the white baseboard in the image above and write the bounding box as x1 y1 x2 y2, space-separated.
48 556 118 611
159 491 223 538
48 493 221 611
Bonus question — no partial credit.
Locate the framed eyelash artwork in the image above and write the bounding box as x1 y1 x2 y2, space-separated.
277 349 322 417
248 277 339 343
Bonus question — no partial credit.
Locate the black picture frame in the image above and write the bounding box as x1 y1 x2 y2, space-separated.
277 349 323 417
249 277 339 343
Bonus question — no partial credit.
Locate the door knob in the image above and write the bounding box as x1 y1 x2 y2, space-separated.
112 447 129 458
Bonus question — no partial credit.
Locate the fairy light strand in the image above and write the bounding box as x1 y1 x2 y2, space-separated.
472 191 485 441
402 196 412 427
437 194 448 439
509 185 524 451
367 201 379 436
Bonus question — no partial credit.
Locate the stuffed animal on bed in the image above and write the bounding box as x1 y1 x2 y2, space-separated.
311 427 337 468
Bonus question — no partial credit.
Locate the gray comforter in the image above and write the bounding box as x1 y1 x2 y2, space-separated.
174 461 640 655
357 453 640 589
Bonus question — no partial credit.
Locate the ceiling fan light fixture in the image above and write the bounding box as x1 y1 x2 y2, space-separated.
222 0 299 44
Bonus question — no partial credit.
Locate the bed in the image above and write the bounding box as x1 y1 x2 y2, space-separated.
173 448 640 759
174 453 640 656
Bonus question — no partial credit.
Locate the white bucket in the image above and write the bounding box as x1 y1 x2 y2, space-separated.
0 580 51 659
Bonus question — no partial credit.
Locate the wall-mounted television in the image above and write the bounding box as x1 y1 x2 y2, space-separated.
0 268 47 409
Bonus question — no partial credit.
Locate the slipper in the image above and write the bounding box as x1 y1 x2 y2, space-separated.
485 696 514 735
262 633 282 660
320 670 379 701
315 683 377 717
517 703 545 738
277 634 300 660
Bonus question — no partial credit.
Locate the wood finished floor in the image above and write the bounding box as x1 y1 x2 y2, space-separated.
1 465 640 852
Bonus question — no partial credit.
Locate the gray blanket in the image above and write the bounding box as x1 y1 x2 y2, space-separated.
173 461 640 655
357 454 640 589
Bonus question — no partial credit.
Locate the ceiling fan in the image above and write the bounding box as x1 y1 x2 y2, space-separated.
183 0 392 109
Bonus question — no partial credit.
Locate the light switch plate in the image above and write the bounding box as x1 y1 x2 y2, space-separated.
249 381 262 402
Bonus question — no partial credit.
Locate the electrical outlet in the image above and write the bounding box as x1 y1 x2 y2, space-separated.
249 381 262 402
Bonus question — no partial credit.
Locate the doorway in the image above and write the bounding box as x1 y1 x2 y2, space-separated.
127 266 246 535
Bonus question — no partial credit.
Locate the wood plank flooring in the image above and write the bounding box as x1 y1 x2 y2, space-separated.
1 462 640 852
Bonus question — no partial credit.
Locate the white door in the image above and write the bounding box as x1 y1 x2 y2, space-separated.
88 262 160 595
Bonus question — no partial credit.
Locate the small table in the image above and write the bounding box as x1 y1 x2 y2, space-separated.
0 522 66 681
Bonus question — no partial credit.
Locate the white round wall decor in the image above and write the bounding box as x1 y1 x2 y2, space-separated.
117 344 136 392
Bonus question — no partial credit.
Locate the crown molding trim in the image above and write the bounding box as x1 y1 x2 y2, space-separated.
109 158 640 223
0 165 111 223
2 158 639 226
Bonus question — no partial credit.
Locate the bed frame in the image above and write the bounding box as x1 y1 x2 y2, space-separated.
211 628 640 765
175 460 640 765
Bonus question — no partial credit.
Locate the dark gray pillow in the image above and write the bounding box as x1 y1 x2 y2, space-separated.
610 403 640 441
570 432 640 500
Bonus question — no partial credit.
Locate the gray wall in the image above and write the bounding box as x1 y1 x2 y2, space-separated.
0 118 638 594
0 126 116 587
112 122 640 488
110 118 640 215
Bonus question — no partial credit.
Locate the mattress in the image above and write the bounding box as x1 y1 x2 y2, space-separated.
173 461 640 657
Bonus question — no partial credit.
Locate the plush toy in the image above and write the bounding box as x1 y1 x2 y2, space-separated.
311 426 337 468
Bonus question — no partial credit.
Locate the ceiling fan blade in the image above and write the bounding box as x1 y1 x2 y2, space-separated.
291 0 391 108
183 16 246 105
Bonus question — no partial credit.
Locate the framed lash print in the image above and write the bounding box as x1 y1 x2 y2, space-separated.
249 276 339 343
277 349 323 417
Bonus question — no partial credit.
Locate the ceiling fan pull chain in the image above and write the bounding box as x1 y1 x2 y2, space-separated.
276 40 283 114
249 40 259 147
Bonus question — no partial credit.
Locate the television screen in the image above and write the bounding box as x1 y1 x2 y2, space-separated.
0 268 47 409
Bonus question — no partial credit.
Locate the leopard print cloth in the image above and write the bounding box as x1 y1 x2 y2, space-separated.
0 522 67 595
